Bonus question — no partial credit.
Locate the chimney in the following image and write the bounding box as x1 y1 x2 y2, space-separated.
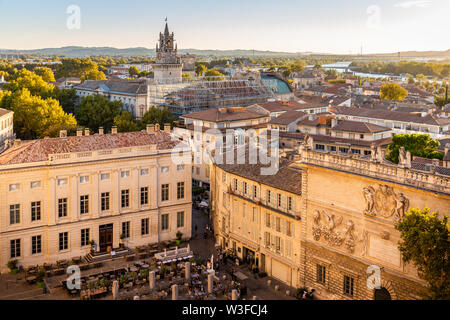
84 128 90 136
146 124 155 134
98 127 104 135
164 123 171 133
155 123 160 131
76 128 83 137
111 126 118 134
331 118 337 127
59 130 67 138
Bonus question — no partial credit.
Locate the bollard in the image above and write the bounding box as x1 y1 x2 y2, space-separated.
133 296 140 300
172 284 179 300
112 280 119 300
232 289 239 300
286 290 291 296
149 271 156 290
185 262 191 281
274 285 280 291
253 296 257 300
267 280 271 287
207 274 214 294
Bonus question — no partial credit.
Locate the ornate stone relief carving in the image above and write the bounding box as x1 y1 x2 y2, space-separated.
363 184 409 221
312 210 356 253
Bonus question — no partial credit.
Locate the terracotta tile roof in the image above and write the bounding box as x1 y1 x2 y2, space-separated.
268 110 306 125
332 107 450 126
0 131 178 165
256 101 302 112
333 120 391 133
217 154 302 195
0 108 13 117
182 107 266 122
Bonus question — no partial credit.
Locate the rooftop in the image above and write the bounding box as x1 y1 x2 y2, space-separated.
182 107 266 122
268 110 306 125
75 80 148 95
332 120 391 133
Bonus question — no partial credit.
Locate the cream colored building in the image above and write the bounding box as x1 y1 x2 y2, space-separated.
211 156 303 288
211 143 449 299
0 108 14 153
0 126 192 273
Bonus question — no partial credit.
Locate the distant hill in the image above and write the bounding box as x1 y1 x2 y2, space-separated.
0 46 449 59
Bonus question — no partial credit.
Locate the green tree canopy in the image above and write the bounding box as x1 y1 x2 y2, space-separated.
54 87 78 115
55 58 106 81
4 69 55 98
129 66 140 77
114 110 138 132
395 207 449 299
138 107 175 129
204 69 226 80
34 67 55 82
195 64 207 76
380 83 409 101
0 88 77 139
75 94 123 132
386 134 442 163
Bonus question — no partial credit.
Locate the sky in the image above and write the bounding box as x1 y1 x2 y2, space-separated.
0 0 449 54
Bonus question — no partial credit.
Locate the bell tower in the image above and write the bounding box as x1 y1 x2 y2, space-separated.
154 19 183 83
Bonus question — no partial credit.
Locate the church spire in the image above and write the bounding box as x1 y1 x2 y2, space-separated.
164 17 169 36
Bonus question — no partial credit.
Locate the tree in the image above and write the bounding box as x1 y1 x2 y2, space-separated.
114 110 137 132
138 107 175 129
80 69 106 81
386 134 442 164
195 64 207 76
75 94 122 132
55 58 106 80
204 69 226 80
34 67 55 83
4 69 55 98
54 88 78 114
129 66 140 77
1 88 77 139
395 207 449 299
380 83 408 101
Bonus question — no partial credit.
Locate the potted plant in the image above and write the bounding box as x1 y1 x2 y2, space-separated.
7 260 18 275
176 231 183 245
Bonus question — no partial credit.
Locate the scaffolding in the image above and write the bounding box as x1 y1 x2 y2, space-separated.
147 76 277 115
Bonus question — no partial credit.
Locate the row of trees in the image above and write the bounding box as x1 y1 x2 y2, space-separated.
352 60 450 78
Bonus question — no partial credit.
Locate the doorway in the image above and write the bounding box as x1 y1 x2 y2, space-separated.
99 224 113 253
374 287 392 300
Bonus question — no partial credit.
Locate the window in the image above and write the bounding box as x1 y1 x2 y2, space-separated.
59 232 68 251
253 185 258 198
276 217 281 232
329 146 336 152
360 134 364 139
30 181 41 189
177 211 185 228
141 218 149 235
265 212 271 228
10 239 20 258
121 170 130 178
339 147 349 154
57 178 68 186
10 204 20 225
161 167 169 173
101 173 110 180
177 165 184 171
32 235 42 255
276 236 281 252
266 190 271 203
31 201 41 221
58 198 68 218
222 172 227 183
101 192 110 211
140 168 149 176
81 229 90 247
288 197 293 211
196 167 200 175
161 214 169 231
343 275 354 297
233 178 238 190
286 221 293 236
161 184 169 201
316 264 326 284
80 175 89 183
222 217 226 233
177 182 185 200
122 221 130 238
364 150 372 156
252 207 257 222
351 149 361 154
315 144 325 151
264 232 270 247
277 194 282 207
243 182 248 195
121 190 130 208
140 187 149 205
9 183 19 191
80 195 89 214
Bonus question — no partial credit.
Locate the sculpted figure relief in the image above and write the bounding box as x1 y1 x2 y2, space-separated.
362 185 409 221
312 210 356 253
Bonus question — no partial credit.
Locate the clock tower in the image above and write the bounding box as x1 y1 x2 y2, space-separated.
154 20 183 83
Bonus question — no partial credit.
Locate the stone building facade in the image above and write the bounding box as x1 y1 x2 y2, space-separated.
153 22 183 83
0 127 192 273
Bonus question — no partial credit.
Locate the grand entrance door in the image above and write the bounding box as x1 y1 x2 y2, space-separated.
99 224 113 253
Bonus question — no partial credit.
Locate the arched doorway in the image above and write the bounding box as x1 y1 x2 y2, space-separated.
374 287 392 300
